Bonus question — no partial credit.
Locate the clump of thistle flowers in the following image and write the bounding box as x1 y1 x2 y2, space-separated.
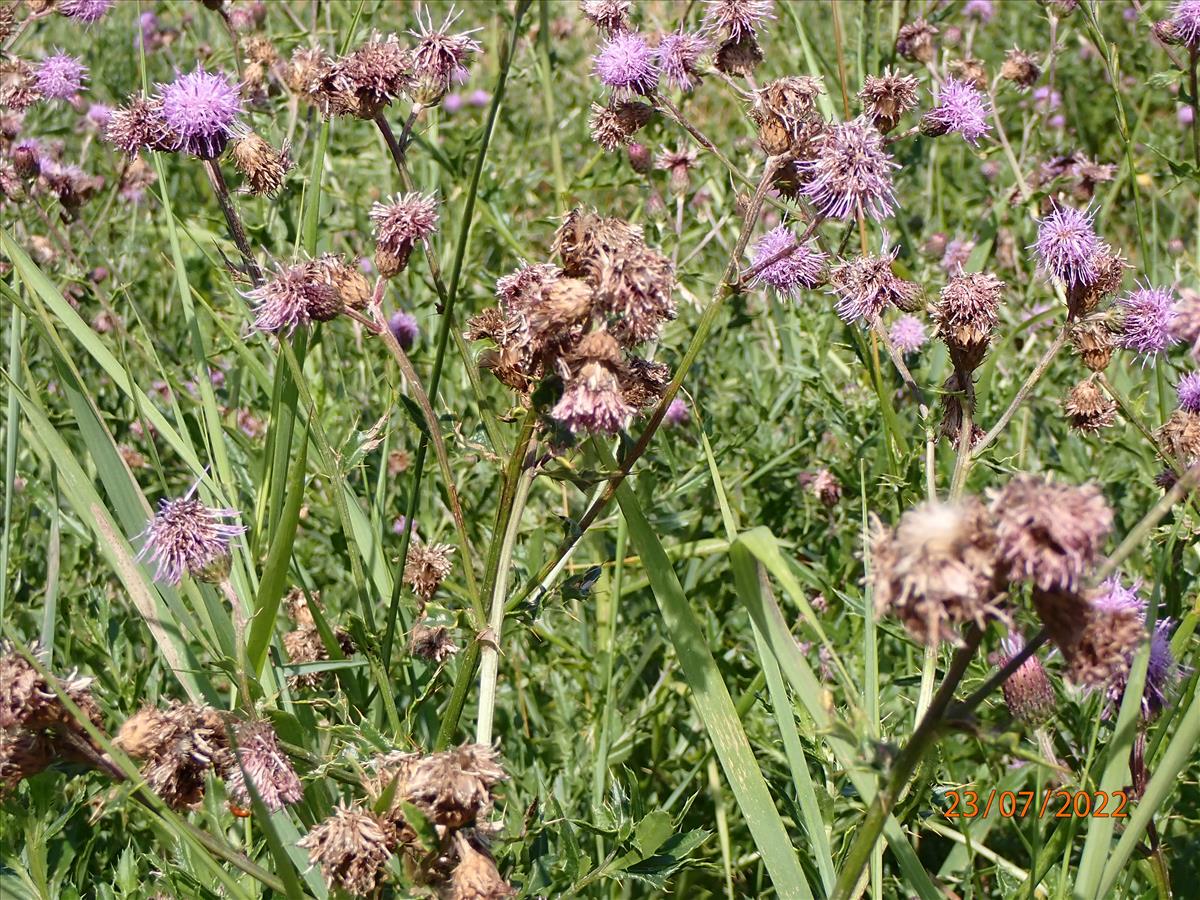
467 208 676 435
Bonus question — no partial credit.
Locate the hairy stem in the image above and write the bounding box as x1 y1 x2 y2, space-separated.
201 159 262 284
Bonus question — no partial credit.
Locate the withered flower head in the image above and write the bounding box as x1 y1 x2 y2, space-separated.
1000 48 1041 89
403 743 506 828
829 250 921 325
1070 319 1115 371
857 68 920 133
934 271 1005 371
991 475 1113 592
948 57 988 91
329 32 413 119
656 145 700 194
405 537 455 603
872 499 1002 646
552 358 634 434
753 76 825 147
448 832 516 900
230 131 292 196
1064 378 1116 432
408 7 482 105
588 100 653 151
247 258 343 333
104 94 173 156
1067 246 1127 317
286 46 333 106
620 356 670 410
410 620 459 663
991 634 1056 725
0 729 53 794
1158 407 1200 467
116 703 232 810
0 645 100 732
370 191 439 277
222 719 302 812
297 804 394 897
713 30 763 77
801 468 842 506
580 0 631 36
553 208 642 276
1033 585 1145 690
0 60 38 112
895 18 937 63
588 243 677 345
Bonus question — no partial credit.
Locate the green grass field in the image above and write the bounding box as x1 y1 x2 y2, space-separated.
3 0 1200 897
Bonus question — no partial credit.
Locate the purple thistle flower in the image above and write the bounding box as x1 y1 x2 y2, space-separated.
1180 105 1195 127
665 397 691 427
86 103 113 129
657 30 707 92
702 0 775 39
370 192 440 256
58 0 114 23
593 31 659 96
1171 0 1200 47
941 236 975 273
923 78 991 145
1178 372 1200 411
137 491 246 585
1142 619 1183 717
157 66 243 159
1118 284 1179 359
963 0 995 22
247 260 341 334
442 93 463 112
35 53 87 101
468 88 490 107
751 225 827 297
392 515 416 535
1031 205 1102 287
829 247 919 326
388 311 420 350
800 116 898 221
889 314 927 353
409 6 483 99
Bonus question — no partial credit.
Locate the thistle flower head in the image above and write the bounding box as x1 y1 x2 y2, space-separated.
116 703 232 809
751 225 827 297
297 804 394 897
403 743 506 827
1001 47 1041 89
872 498 1002 646
35 52 87 100
1031 205 1102 287
964 0 995 22
0 730 53 794
223 720 303 813
137 493 245 585
581 0 631 36
408 6 482 103
921 77 992 144
1118 283 1179 359
858 69 920 132
86 103 112 129
1171 0 1200 47
934 271 1004 366
702 0 775 38
896 18 938 62
388 311 420 351
104 94 171 156
410 620 459 663
1064 378 1117 432
800 116 898 221
593 31 659 96
58 0 114 23
157 67 243 159
450 833 516 899
1178 372 1200 411
404 537 455 602
991 474 1112 592
941 237 975 273
229 132 292 197
248 259 343 333
992 633 1056 725
657 29 708 92
829 248 920 325
889 314 927 353
665 397 691 426
370 191 439 257
0 645 100 732
553 359 634 434
329 33 413 117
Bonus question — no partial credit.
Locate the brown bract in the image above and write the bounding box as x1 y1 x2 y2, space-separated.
298 804 395 897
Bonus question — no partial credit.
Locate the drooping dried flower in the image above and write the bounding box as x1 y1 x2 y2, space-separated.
580 0 630 36
588 100 654 151
934 271 1004 371
753 76 825 152
448 832 516 900
409 7 482 104
298 804 394 897
593 31 659 96
403 743 506 827
872 499 1002 646
751 225 827 297
410 620 459 663
1067 246 1127 316
552 354 634 434
222 719 303 812
286 46 334 107
0 60 39 112
1000 48 1041 89
1158 408 1200 467
657 30 707 92
1031 205 1102 288
858 69 920 133
34 52 87 100
1071 319 1115 371
1034 581 1145 691
889 314 927 354
1117 284 1179 360
991 634 1056 726
800 117 897 221
588 242 676 345
920 78 992 145
1064 378 1116 432
229 131 291 196
702 0 774 38
0 646 101 732
991 475 1112 592
405 538 455 603
136 493 245 585
830 249 921 325
104 95 172 156
248 259 343 333
328 33 412 118
895 18 938 62
157 67 243 159
713 30 763 77
116 703 232 810
370 192 439 277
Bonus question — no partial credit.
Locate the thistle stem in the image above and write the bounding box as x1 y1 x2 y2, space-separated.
201 159 263 284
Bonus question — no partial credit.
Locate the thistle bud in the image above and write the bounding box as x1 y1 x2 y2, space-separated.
626 141 652 173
